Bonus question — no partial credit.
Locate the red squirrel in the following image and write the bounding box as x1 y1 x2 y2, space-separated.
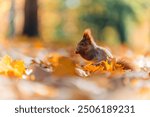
75 29 135 70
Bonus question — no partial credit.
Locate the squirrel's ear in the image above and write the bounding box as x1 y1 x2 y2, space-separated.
83 28 91 35
83 28 93 43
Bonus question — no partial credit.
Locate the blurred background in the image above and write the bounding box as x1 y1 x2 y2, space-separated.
0 0 150 52
0 0 150 100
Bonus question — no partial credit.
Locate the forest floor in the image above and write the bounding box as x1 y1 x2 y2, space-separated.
0 39 150 99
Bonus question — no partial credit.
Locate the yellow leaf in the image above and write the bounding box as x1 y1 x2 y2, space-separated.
0 55 25 78
1 55 12 64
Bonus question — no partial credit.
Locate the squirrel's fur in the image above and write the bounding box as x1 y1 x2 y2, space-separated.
76 29 135 71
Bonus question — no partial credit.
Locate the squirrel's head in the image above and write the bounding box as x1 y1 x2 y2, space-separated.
75 28 96 55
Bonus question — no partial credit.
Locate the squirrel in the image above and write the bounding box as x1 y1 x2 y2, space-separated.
75 29 135 71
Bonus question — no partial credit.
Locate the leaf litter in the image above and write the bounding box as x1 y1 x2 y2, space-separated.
0 40 150 99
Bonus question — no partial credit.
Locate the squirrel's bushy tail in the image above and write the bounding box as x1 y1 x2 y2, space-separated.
116 58 135 71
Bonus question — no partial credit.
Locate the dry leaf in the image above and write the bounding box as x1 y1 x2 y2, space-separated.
52 56 76 77
83 62 104 73
46 53 61 67
83 59 124 74
0 55 25 78
44 54 76 77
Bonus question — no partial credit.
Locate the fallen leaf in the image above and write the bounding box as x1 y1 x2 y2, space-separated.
0 55 25 78
83 58 124 74
52 56 76 77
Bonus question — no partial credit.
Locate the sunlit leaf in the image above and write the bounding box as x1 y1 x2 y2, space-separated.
83 62 104 73
0 55 25 78
83 58 124 74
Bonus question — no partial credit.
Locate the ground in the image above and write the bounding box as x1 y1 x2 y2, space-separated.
0 39 150 99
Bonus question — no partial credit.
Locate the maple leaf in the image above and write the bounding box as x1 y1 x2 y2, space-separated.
83 62 104 73
0 55 25 78
83 58 124 74
101 59 124 71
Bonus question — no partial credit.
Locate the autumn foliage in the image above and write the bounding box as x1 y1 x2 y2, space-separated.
0 55 25 78
0 52 132 79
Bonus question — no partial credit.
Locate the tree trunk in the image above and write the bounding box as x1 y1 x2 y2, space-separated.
23 0 38 37
8 0 15 38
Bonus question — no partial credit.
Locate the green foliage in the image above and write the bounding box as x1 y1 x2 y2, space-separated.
79 0 139 43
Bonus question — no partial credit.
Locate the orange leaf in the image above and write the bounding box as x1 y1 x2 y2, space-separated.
83 58 124 73
44 54 76 77
83 62 104 73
